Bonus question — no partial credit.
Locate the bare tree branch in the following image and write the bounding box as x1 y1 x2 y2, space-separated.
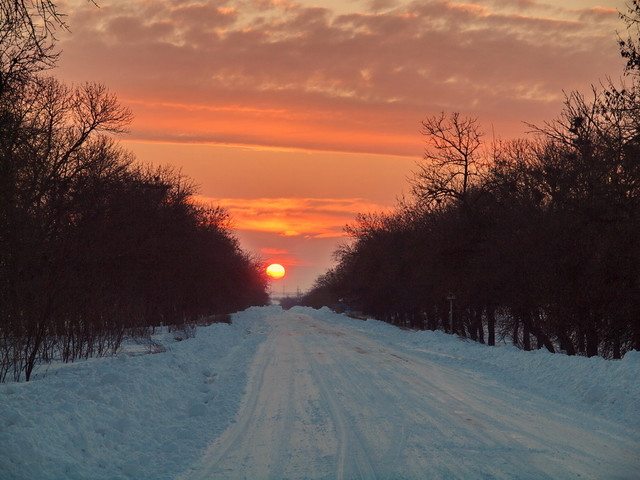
411 112 486 208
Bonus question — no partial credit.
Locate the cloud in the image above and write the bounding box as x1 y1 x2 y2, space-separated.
574 6 618 22
258 247 301 266
367 0 400 12
192 195 394 238
58 0 624 154
261 248 290 255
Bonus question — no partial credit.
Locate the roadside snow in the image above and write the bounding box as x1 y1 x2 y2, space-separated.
0 306 276 480
1 305 638 480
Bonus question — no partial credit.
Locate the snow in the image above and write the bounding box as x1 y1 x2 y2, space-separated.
0 306 275 480
1 306 639 479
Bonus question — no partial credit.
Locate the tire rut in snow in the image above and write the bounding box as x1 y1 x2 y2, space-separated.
306 332 378 480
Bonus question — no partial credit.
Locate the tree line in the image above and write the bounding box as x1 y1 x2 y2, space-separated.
301 5 640 359
0 1 269 381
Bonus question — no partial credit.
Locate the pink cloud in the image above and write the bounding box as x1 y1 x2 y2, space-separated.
57 0 625 155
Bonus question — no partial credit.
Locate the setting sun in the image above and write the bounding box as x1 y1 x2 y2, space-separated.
266 263 286 280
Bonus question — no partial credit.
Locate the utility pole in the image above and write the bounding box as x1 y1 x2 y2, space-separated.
446 293 456 334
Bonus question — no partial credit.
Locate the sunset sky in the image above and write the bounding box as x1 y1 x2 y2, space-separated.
56 0 627 292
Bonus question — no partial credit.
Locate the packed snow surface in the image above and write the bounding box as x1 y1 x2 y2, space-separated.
1 306 639 479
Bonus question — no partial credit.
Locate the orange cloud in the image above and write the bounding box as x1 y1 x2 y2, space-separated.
193 196 394 238
260 248 290 255
261 253 302 267
123 96 421 156
447 3 489 16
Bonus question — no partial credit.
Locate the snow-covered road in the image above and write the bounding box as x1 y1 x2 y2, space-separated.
2 306 639 480
179 310 639 480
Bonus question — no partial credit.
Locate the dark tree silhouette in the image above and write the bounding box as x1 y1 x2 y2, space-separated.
0 0 269 381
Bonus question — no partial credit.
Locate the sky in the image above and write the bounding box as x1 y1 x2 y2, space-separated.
55 0 627 292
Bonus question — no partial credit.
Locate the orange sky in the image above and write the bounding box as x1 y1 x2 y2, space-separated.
56 0 627 291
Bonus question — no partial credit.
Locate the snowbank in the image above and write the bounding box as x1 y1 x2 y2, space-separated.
0 306 276 480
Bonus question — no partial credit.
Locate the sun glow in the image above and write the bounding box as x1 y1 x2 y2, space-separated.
266 263 286 279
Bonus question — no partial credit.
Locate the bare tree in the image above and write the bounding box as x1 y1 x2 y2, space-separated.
411 112 485 208
0 0 67 93
619 0 640 74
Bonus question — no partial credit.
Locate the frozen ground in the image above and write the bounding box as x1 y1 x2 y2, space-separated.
1 306 639 479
